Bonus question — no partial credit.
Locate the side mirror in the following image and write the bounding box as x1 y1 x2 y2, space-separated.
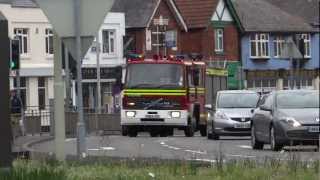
260 105 272 112
205 104 213 110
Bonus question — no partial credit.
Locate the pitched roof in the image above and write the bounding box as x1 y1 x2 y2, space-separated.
265 0 319 30
111 0 160 28
174 0 218 28
232 0 314 32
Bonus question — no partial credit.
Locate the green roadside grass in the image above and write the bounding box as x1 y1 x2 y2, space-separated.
0 158 319 180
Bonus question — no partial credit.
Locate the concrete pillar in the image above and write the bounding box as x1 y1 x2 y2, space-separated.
47 77 54 100
313 76 320 90
28 77 39 108
276 78 283 90
243 80 248 89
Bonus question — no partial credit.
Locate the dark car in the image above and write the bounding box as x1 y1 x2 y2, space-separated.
251 90 320 151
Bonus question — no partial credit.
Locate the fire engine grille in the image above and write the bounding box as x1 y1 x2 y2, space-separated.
126 97 182 110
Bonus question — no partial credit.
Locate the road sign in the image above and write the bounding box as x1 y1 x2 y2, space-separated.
34 0 115 59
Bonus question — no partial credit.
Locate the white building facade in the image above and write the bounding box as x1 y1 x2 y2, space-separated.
0 1 126 112
81 12 126 113
0 2 54 110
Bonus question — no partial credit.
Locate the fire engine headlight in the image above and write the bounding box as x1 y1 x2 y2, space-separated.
126 111 136 117
170 111 181 118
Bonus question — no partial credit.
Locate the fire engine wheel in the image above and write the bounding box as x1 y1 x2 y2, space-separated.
184 117 195 137
128 128 138 137
199 125 207 137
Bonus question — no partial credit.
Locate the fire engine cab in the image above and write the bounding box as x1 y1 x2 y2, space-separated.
121 54 207 137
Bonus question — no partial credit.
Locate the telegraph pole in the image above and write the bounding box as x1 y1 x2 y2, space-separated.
96 33 102 113
65 45 71 111
74 0 87 157
53 32 66 161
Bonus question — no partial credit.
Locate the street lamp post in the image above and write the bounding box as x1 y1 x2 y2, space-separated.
74 0 87 158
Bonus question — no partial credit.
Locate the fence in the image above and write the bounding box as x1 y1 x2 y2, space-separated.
11 106 121 137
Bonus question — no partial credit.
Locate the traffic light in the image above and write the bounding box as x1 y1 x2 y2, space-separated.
11 39 20 70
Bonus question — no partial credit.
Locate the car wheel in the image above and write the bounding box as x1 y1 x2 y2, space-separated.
121 126 128 136
160 130 169 137
150 131 158 137
199 125 207 137
212 130 220 140
270 126 283 151
251 125 264 150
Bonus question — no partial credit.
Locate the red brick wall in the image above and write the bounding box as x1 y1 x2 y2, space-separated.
126 28 146 55
180 24 240 62
146 0 183 58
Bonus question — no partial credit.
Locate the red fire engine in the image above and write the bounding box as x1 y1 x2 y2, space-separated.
121 54 207 137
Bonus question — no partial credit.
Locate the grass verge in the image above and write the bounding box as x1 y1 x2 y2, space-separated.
0 158 319 180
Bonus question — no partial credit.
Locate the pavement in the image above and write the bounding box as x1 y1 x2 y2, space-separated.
26 131 320 163
12 135 53 153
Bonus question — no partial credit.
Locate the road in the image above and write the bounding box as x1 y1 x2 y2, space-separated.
31 132 319 163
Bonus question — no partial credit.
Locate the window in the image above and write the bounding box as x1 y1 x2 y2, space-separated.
215 29 224 53
45 29 53 55
250 33 269 58
102 30 115 54
297 34 311 58
165 30 177 48
14 28 29 55
13 77 27 108
38 77 46 110
273 36 285 58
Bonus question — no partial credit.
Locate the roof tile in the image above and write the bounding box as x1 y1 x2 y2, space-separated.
174 0 218 28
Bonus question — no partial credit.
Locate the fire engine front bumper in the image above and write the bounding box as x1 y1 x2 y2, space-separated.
121 110 189 126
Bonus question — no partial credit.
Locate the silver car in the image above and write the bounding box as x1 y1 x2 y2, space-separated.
207 90 260 140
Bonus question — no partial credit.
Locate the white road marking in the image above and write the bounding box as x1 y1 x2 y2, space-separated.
226 154 256 158
65 138 76 142
88 148 100 151
187 158 216 163
167 146 181 150
101 147 116 151
159 140 205 154
160 142 166 145
88 147 116 151
185 149 207 155
238 145 252 149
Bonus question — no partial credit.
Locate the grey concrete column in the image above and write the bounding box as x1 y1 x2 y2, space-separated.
53 32 66 161
276 78 283 90
313 76 320 90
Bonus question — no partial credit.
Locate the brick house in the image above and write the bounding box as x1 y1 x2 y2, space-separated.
112 0 187 58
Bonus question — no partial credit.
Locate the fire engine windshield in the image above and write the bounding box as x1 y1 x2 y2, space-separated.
126 64 184 89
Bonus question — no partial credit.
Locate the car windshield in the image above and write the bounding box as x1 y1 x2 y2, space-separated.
276 91 320 109
217 93 260 108
125 64 184 88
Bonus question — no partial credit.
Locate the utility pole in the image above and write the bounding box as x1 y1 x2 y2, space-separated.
96 32 102 113
288 40 294 90
53 32 66 161
65 45 71 111
74 0 86 158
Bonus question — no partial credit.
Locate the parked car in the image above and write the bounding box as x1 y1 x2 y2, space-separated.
251 90 320 151
207 90 260 140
